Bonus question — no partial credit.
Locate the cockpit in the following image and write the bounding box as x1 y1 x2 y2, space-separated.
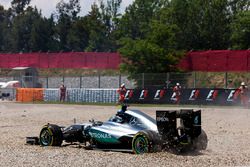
108 110 153 130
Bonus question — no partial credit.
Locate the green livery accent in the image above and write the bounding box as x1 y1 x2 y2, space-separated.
89 129 120 144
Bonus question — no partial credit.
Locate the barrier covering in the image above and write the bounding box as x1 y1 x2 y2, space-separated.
2 50 250 71
124 88 245 106
178 50 250 72
16 88 44 102
0 52 121 69
43 88 245 106
16 88 246 106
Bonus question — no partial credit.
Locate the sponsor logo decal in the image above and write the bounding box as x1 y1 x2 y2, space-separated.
125 90 134 100
171 92 177 101
194 116 199 124
227 90 236 102
206 90 218 101
139 90 148 99
154 89 166 100
89 132 112 139
156 117 169 122
189 90 200 100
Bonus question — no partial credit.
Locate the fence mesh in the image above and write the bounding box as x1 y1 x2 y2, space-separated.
0 72 250 89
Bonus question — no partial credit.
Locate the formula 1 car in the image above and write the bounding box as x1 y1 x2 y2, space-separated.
27 105 207 154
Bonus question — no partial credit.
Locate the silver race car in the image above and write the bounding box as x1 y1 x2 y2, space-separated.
27 105 207 154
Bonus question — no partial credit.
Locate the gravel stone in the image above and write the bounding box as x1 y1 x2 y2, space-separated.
0 102 249 167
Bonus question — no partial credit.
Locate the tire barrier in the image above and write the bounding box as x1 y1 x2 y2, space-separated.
43 89 59 102
0 88 16 101
124 88 245 106
44 89 119 103
16 88 44 102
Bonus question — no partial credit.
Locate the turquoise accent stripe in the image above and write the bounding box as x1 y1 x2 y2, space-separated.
89 129 120 144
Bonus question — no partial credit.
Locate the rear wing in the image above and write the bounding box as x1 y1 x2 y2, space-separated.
156 109 201 139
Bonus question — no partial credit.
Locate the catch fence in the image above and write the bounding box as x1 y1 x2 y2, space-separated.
126 72 250 89
1 72 250 89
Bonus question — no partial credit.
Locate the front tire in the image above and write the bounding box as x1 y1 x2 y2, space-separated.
39 124 63 146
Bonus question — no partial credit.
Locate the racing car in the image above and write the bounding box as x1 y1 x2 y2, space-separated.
27 105 207 154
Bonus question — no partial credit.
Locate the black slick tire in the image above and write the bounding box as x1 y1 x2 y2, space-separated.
39 124 63 146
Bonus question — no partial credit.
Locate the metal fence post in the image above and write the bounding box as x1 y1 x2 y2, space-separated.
225 72 228 88
46 76 48 88
142 73 145 89
167 73 170 88
193 72 196 88
119 74 121 88
80 76 82 88
98 73 101 88
32 76 35 88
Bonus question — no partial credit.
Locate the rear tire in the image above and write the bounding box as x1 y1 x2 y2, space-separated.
132 130 161 154
132 132 149 154
39 124 63 146
192 129 208 151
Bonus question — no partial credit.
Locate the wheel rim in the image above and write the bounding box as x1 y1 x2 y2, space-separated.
40 129 52 146
134 136 148 154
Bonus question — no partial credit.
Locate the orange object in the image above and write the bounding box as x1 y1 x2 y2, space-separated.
16 88 44 102
117 86 127 104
